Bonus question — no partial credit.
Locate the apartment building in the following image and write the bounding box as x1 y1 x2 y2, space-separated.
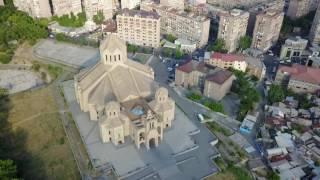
116 9 160 48
160 0 184 9
206 52 247 72
287 0 311 19
275 64 320 93
218 9 249 52
141 0 210 48
310 4 320 46
280 36 308 60
13 0 52 18
121 0 140 9
51 0 82 16
83 0 115 20
207 0 279 9
247 0 284 36
251 9 284 52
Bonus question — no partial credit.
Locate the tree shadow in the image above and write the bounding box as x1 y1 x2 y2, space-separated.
0 90 47 180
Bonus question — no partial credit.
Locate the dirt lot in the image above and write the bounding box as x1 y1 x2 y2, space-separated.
7 86 79 179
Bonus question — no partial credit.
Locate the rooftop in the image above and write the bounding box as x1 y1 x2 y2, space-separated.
277 64 320 85
211 52 245 62
118 8 160 19
205 70 233 84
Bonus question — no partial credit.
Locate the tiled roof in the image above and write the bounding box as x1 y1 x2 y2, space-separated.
211 52 245 62
278 64 320 85
206 70 233 84
176 60 194 73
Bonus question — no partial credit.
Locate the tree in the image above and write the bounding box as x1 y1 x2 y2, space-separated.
208 38 227 53
267 171 280 180
175 49 183 59
166 34 177 43
238 36 251 51
268 84 285 104
93 11 105 25
0 159 17 180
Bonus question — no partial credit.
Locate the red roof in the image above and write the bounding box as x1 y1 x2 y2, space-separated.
278 64 320 85
176 60 194 73
211 52 245 62
206 70 233 84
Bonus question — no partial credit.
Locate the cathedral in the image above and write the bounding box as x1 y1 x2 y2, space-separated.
74 35 175 149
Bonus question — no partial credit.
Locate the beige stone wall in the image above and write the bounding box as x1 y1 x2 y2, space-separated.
203 75 235 101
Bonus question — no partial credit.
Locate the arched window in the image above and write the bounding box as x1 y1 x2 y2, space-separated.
118 55 121 61
114 55 117 62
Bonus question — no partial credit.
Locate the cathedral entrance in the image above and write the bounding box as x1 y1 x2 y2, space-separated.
149 138 156 148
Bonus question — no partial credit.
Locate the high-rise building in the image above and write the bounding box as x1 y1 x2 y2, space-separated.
160 0 184 9
310 4 320 46
51 0 82 16
218 9 249 52
116 9 161 48
287 0 311 19
310 0 320 11
83 0 115 20
251 9 284 52
141 0 210 48
13 0 52 18
121 0 141 9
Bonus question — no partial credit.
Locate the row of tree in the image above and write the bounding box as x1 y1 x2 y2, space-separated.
207 36 252 53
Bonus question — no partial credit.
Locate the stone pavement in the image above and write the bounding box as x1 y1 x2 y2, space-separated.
33 39 99 68
62 80 219 180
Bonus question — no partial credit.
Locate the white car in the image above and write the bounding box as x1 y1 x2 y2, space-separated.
197 113 204 122
167 67 173 72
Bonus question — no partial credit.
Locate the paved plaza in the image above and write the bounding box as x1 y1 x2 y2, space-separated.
0 70 43 94
62 80 219 180
33 40 99 68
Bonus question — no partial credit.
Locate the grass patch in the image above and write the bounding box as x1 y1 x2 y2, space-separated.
207 165 252 180
7 87 79 179
186 92 202 101
203 99 225 114
47 64 63 79
207 121 232 136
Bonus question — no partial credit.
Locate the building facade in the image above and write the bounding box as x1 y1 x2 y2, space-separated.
218 9 249 52
310 4 320 46
251 9 284 52
160 0 184 9
280 36 308 60
75 35 175 150
141 0 210 48
13 0 52 18
121 0 140 9
203 70 235 101
275 64 320 93
51 0 82 16
116 9 161 48
83 0 115 20
206 52 248 72
287 0 311 19
0 0 4 6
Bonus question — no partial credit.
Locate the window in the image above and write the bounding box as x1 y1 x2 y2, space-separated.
118 55 121 61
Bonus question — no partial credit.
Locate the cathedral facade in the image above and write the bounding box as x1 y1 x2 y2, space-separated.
74 35 175 149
